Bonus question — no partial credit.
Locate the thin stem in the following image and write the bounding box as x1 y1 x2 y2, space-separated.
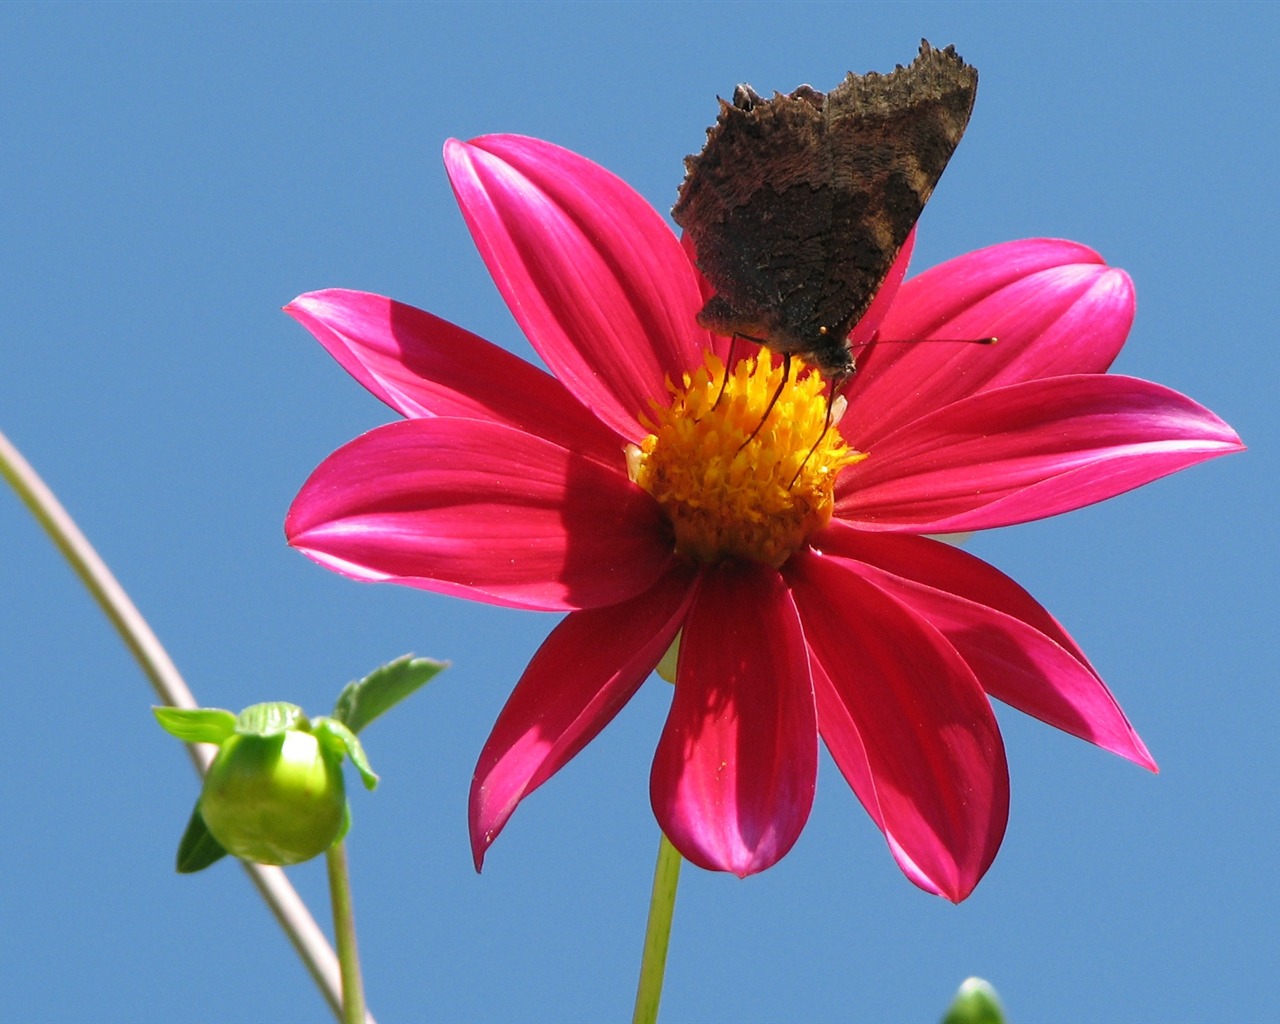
632 830 683 1024
326 841 367 1024
0 428 364 1023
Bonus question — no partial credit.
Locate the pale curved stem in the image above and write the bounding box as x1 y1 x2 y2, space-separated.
0 428 369 1023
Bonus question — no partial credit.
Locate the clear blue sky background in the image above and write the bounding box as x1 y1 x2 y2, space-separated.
2 4 1273 1022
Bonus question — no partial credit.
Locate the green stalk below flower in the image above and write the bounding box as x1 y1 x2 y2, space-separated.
632 830 683 1024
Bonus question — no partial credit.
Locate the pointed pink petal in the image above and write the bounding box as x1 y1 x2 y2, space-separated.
786 548 1009 902
843 240 1133 447
286 417 674 611
839 374 1244 532
802 655 954 898
445 135 710 441
284 289 621 466
813 524 1156 770
651 562 817 877
470 564 697 869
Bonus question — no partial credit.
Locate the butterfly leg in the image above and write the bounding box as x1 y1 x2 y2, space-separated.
736 352 791 453
788 379 840 489
709 334 740 412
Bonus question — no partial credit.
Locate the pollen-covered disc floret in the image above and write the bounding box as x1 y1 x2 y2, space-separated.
626 351 865 568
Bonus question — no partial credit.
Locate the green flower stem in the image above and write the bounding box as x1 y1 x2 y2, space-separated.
326 841 367 1024
0 428 364 1023
632 830 683 1024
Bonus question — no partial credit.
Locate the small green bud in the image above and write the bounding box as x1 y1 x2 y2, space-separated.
199 729 346 866
155 659 435 873
941 977 1007 1024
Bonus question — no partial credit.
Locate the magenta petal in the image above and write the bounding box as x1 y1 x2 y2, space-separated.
786 548 1009 902
844 240 1134 447
803 655 953 898
840 374 1245 532
286 417 674 611
445 135 710 441
470 564 697 869
284 289 621 466
651 563 817 877
814 524 1156 770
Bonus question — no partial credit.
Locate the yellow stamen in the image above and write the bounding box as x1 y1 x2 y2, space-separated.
626 352 865 568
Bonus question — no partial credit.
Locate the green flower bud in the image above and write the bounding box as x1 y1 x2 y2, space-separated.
942 977 1007 1024
199 728 346 866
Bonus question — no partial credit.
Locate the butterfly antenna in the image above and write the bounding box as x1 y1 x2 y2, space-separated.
853 335 998 352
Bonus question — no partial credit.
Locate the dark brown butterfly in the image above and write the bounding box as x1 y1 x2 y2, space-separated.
672 40 978 389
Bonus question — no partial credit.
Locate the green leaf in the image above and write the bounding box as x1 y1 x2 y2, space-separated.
176 802 229 873
153 706 237 744
235 702 305 738
941 977 1007 1024
316 717 379 790
331 654 446 734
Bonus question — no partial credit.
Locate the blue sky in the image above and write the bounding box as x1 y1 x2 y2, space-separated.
1 3 1274 1021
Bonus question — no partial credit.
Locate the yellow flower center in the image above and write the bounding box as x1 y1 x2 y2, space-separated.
626 351 865 568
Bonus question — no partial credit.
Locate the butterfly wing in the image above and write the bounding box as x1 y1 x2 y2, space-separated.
674 82 836 354
673 41 977 375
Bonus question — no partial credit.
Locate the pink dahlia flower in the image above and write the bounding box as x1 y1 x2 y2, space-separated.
285 134 1242 901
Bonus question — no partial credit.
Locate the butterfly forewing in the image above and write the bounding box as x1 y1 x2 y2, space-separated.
673 40 978 382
